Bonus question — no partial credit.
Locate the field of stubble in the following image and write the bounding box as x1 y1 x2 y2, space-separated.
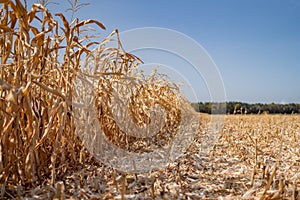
21 114 299 200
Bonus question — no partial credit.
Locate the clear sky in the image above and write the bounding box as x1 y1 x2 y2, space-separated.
42 0 300 103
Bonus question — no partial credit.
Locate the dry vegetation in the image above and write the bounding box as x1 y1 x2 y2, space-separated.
52 114 299 200
1 0 300 199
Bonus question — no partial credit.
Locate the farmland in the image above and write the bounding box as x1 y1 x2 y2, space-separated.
1 1 299 199
49 114 300 199
2 114 299 199
65 114 300 199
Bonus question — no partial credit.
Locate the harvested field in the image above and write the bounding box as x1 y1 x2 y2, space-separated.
67 114 299 199
2 114 299 199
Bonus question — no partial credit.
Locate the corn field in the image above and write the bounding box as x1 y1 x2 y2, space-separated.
0 1 300 199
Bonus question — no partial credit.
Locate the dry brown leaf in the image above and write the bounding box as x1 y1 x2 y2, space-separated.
54 13 70 36
74 19 106 30
0 0 9 3
0 24 13 32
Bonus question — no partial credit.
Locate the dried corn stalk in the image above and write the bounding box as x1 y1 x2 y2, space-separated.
0 0 198 195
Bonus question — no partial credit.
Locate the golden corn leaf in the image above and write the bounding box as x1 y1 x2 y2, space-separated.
30 26 39 35
15 0 27 18
31 31 45 46
54 13 70 36
74 19 106 30
0 24 13 32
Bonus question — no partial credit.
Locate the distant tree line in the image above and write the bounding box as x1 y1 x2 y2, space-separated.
191 102 300 114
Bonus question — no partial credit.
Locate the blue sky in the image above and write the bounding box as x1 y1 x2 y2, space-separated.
43 0 300 103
